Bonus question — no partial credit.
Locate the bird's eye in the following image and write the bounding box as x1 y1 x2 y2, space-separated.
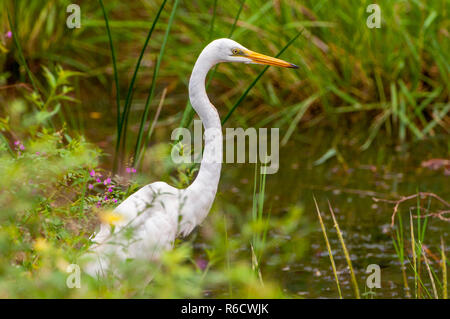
231 48 239 55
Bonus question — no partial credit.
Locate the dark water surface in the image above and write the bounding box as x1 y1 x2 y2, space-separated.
214 124 449 298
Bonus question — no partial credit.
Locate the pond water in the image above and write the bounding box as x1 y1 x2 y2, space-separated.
209 123 449 298
82 93 448 298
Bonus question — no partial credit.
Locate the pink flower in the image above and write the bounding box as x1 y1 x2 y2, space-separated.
35 152 40 155
14 140 25 152
88 184 93 190
89 169 95 177
108 187 113 193
196 258 208 271
96 178 101 183
126 167 137 173
14 140 25 155
104 196 108 201
103 177 111 185
113 199 118 203
6 31 12 39
96 201 102 208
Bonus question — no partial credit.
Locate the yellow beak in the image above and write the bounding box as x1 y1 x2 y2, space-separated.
244 49 298 68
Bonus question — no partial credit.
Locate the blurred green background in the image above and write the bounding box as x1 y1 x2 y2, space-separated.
0 0 448 298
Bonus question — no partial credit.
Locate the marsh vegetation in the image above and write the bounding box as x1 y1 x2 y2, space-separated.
0 0 448 298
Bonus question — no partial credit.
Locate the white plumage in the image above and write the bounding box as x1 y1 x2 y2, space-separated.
84 38 297 277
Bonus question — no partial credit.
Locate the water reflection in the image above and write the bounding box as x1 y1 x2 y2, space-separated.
213 126 448 298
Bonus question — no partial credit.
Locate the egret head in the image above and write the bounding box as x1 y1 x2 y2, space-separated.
205 38 298 68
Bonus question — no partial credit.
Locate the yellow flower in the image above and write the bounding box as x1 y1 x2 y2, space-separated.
34 237 50 252
99 210 124 226
56 258 70 272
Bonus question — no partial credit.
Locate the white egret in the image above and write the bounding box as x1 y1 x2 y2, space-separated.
85 38 297 277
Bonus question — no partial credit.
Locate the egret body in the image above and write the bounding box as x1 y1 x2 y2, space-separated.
85 38 297 277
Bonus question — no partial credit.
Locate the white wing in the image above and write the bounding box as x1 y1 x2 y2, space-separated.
84 182 183 277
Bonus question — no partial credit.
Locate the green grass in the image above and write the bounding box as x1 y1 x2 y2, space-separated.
315 199 360 299
250 163 270 285
392 211 411 297
441 237 448 299
133 0 180 166
3 0 448 158
112 0 169 171
6 13 36 92
98 0 121 164
0 0 448 299
389 196 448 299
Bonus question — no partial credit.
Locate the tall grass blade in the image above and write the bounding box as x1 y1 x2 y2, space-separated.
361 109 391 151
179 0 246 129
206 0 245 87
6 7 41 94
251 163 269 269
422 247 439 299
281 94 319 145
134 0 180 165
392 212 411 297
410 212 418 298
114 0 168 171
423 104 450 135
442 237 447 299
208 0 218 41
251 244 264 286
99 0 121 137
228 0 246 36
223 215 232 297
313 196 342 299
135 87 167 167
257 163 269 263
98 0 121 171
328 200 360 299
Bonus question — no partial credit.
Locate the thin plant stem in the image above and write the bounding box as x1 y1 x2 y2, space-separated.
410 212 418 298
113 0 168 171
206 0 246 88
313 196 342 299
135 87 167 167
328 200 360 299
134 0 179 165
208 0 218 41
6 7 41 94
422 247 438 299
251 244 264 286
441 237 447 299
224 215 232 297
179 0 247 129
392 211 411 297
99 0 121 145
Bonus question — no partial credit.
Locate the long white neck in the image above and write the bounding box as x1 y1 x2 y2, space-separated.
184 48 222 223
